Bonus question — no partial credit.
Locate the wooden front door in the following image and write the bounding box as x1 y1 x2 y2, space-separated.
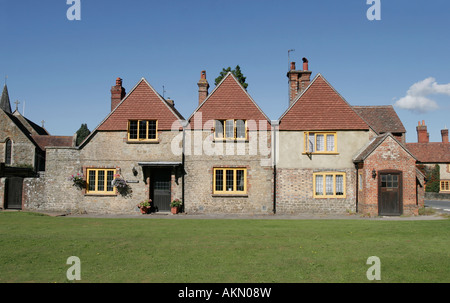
378 172 402 216
151 168 172 212
5 177 23 210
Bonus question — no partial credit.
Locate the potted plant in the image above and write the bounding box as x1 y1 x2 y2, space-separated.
170 199 182 214
137 199 152 214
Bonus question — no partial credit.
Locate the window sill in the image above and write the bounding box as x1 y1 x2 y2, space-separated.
303 152 339 155
213 139 249 143
314 196 346 199
126 140 160 144
84 193 117 197
212 194 248 198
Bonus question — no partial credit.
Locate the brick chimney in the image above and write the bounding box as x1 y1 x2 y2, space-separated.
287 57 312 106
416 120 429 143
441 128 449 144
197 70 209 105
111 77 126 111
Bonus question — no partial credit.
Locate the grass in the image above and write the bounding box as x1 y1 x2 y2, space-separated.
0 211 449 283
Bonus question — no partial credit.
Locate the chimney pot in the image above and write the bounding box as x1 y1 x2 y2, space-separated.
290 62 296 71
302 57 309 71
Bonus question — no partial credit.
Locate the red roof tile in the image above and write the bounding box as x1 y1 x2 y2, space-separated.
405 142 450 163
31 135 73 151
188 73 271 130
279 74 369 131
352 106 406 134
98 79 183 131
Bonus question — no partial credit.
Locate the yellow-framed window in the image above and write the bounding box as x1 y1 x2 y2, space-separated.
128 120 158 141
304 132 337 153
313 172 346 198
214 119 247 140
441 180 450 192
213 168 247 194
86 168 116 195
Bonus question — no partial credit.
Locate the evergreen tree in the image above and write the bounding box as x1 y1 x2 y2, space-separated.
214 65 248 89
76 123 90 146
425 164 440 193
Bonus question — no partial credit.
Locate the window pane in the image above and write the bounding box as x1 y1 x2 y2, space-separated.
139 121 147 140
308 134 315 152
226 170 234 191
381 175 387 188
316 134 324 151
107 170 114 191
129 121 138 140
98 170 105 191
387 175 393 188
336 175 344 195
236 170 245 191
5 139 11 165
325 175 334 195
326 135 335 151
215 120 224 138
315 175 323 195
147 121 157 140
392 175 398 188
88 170 96 191
236 120 246 139
225 120 234 139
215 170 223 191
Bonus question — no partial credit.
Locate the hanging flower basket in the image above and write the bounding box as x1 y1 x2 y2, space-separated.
68 173 85 189
112 174 131 197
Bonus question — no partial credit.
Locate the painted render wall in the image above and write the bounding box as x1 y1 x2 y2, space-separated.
275 130 370 214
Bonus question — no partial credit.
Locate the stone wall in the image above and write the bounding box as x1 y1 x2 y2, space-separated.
276 168 357 214
25 130 183 214
184 130 273 214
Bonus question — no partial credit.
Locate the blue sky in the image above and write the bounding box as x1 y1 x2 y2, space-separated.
1 0 449 143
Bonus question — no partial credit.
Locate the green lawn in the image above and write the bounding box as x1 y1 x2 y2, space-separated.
0 212 449 283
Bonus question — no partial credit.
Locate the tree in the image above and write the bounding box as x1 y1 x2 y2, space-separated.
76 123 90 146
214 65 248 89
425 164 440 193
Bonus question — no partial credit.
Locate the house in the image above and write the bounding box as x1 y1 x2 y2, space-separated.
276 60 423 216
24 77 185 214
20 60 425 216
406 121 450 195
183 71 274 214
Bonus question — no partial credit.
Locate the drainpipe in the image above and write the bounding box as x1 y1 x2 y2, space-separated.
271 120 279 214
181 120 187 213
355 163 359 213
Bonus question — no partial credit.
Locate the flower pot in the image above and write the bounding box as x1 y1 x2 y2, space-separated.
171 206 179 214
140 207 150 214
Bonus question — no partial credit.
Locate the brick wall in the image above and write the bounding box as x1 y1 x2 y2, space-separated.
359 136 420 216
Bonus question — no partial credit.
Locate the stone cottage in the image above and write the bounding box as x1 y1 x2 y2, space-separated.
23 77 185 214
183 71 274 214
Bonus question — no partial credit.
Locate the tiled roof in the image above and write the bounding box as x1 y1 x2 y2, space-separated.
98 78 184 131
31 135 73 151
405 142 450 163
188 73 271 130
279 74 369 131
352 106 406 134
353 133 416 162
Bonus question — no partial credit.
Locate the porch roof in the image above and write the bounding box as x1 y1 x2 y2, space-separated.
137 161 182 167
